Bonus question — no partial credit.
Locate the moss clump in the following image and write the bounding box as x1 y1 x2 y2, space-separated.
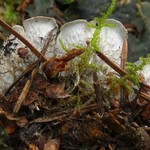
126 53 150 85
110 53 150 94
2 0 23 24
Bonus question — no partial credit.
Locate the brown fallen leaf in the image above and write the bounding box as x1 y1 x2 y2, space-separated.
2 119 17 134
24 91 39 106
141 104 150 120
46 83 70 99
29 143 39 150
110 98 120 108
43 48 84 78
43 139 60 150
16 117 28 128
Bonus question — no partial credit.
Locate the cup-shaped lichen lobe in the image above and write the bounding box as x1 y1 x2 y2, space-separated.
55 19 94 54
140 64 150 85
0 16 58 93
56 19 127 65
23 16 58 58
97 19 127 65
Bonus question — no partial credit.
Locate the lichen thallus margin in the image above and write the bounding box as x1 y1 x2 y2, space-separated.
0 0 150 114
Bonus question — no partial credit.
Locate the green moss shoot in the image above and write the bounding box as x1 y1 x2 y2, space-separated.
88 0 116 52
110 53 150 93
126 53 150 85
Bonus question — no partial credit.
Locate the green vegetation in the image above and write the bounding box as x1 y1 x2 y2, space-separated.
110 54 150 93
126 54 150 85
2 0 23 24
57 0 75 5
88 0 116 52
76 0 117 73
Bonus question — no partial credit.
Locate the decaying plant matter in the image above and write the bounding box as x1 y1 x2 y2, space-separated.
0 0 150 149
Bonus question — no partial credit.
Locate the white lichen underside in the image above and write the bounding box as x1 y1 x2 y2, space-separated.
0 16 58 93
141 64 150 85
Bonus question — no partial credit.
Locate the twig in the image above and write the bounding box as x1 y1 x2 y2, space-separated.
0 19 47 62
120 40 128 104
30 103 97 124
96 51 127 76
13 68 38 113
93 72 104 115
120 40 128 70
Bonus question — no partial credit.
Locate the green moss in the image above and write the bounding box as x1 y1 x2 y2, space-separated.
126 53 150 85
59 39 70 52
110 54 150 93
2 0 23 24
77 0 117 73
88 0 116 52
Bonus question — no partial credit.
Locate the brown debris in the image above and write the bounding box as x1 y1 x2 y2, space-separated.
17 0 33 13
43 139 60 150
46 83 69 99
0 19 150 150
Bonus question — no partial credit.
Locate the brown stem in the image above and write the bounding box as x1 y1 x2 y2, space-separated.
96 51 127 76
120 40 128 104
93 72 104 115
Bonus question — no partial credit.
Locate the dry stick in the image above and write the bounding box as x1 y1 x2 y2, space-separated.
96 51 150 102
120 40 128 104
13 29 56 113
30 103 97 124
96 51 127 76
93 72 104 115
13 68 38 113
0 19 48 62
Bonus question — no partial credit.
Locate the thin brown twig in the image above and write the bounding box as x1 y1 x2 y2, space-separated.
96 51 127 76
93 72 104 115
13 68 38 113
30 103 97 124
120 40 128 104
120 40 128 70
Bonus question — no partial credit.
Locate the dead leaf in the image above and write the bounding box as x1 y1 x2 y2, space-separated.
141 104 150 120
46 83 69 99
29 143 39 150
16 117 28 128
24 91 39 105
43 139 60 150
110 98 120 108
2 119 17 134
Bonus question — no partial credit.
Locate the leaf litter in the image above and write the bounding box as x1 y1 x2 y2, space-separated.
0 1 150 150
